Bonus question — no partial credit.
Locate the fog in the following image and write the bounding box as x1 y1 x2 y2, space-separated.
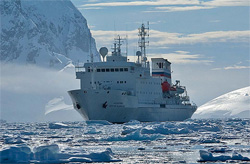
0 63 82 122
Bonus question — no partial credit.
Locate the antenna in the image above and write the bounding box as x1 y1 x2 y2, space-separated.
126 34 128 56
112 35 125 56
126 25 128 56
114 21 117 38
147 21 150 47
89 33 93 63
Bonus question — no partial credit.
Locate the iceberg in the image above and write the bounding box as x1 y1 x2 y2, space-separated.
193 86 250 119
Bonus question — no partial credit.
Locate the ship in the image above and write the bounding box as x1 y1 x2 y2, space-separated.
68 23 197 123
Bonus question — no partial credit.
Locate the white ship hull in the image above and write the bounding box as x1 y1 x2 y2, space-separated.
68 89 197 123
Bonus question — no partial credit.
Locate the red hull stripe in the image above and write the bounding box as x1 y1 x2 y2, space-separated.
152 72 171 78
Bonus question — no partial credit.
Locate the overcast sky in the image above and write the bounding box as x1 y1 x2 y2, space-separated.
71 0 250 106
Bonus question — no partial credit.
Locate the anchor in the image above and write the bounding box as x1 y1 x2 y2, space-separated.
102 101 108 109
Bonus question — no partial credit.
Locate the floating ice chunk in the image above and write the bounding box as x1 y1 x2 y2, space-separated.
69 157 92 162
199 150 230 162
86 127 102 134
124 120 141 125
232 151 250 161
4 136 25 144
198 150 250 162
34 144 60 154
103 129 163 141
0 144 121 163
0 145 32 163
141 123 189 135
208 146 231 153
121 126 138 135
86 120 112 125
87 148 121 162
48 122 69 129
198 138 220 143
33 144 60 162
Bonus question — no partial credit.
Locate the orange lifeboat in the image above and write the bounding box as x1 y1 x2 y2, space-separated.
161 81 170 92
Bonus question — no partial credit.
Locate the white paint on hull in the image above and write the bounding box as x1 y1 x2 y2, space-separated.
68 89 196 123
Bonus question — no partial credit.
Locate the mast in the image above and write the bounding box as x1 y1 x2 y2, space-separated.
113 35 125 56
138 22 149 66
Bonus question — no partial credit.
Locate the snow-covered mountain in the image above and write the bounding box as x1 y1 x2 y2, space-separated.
0 0 100 69
193 86 250 119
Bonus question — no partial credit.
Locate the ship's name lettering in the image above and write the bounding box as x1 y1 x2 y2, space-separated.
113 102 123 104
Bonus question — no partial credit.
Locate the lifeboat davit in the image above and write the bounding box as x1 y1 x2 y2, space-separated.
161 81 170 92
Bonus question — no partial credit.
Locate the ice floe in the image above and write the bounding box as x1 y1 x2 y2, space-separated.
0 144 121 163
198 150 250 162
48 122 69 129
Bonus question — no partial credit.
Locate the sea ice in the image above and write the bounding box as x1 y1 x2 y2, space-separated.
208 146 231 153
198 150 250 162
0 145 32 163
48 122 69 129
0 144 121 163
86 120 112 125
141 123 190 135
103 129 163 141
1 119 249 163
4 136 25 144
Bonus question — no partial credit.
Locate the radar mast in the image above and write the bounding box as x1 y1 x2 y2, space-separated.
138 22 149 66
112 35 126 56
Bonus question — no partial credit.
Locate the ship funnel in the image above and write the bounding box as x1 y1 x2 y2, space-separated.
99 47 108 61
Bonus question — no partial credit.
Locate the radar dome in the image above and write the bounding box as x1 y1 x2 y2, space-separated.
99 47 108 61
136 51 141 56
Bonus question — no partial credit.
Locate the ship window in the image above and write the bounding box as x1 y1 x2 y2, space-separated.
125 81 126 83
88 69 90 72
160 104 165 108
120 68 124 72
120 81 123 83
106 68 110 72
115 68 119 72
111 68 114 72
97 69 100 72
101 69 105 72
124 68 128 71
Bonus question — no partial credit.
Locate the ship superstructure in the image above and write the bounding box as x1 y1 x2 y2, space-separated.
68 23 197 123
